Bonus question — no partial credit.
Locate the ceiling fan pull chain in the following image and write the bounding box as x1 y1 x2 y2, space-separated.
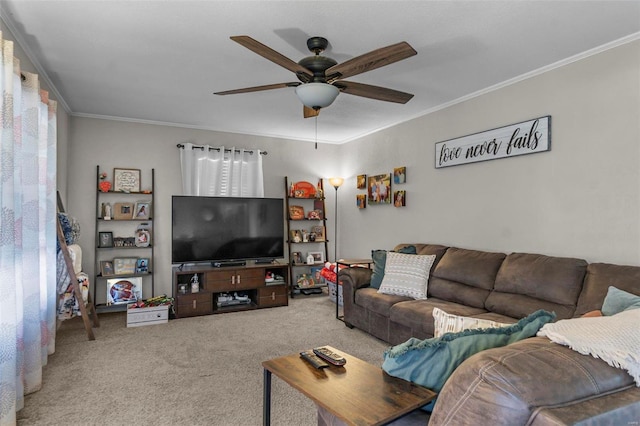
315 116 318 150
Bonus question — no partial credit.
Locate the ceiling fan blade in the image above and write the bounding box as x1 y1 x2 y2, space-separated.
303 106 320 118
230 36 313 82
334 81 414 104
325 41 417 81
214 82 300 95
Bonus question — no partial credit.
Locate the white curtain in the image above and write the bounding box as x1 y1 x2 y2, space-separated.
179 143 264 197
0 32 58 425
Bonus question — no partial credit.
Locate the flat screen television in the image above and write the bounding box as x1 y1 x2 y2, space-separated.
172 196 284 265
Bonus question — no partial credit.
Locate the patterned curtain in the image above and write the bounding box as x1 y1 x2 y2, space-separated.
179 144 264 197
0 32 58 425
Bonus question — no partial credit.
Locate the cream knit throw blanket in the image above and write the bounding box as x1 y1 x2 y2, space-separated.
537 308 640 386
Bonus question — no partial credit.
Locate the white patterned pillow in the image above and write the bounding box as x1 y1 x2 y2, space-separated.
432 307 510 338
377 252 436 299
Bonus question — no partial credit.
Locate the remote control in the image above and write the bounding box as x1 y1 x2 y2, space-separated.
313 347 347 366
300 350 329 369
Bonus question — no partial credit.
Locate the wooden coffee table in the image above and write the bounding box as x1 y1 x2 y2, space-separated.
262 346 436 426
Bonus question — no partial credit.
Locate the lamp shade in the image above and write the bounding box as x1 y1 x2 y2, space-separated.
329 177 344 189
295 83 339 109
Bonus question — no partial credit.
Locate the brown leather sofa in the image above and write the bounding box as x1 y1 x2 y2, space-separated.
332 243 640 425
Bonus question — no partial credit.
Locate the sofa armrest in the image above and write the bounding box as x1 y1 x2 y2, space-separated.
338 268 372 302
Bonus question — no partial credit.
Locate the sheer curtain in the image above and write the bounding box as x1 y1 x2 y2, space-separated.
0 33 58 424
179 143 264 197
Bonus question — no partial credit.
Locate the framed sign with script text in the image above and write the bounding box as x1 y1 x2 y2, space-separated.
435 116 551 169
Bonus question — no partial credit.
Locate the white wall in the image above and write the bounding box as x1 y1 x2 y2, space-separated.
338 40 640 266
66 118 340 296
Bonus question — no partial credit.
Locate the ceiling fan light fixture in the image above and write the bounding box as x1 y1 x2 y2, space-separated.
295 82 339 109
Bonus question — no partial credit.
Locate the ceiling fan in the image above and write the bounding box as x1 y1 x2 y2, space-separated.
214 35 417 118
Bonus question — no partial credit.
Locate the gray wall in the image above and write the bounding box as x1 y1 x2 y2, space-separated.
5 13 639 296
338 40 640 265
67 118 340 296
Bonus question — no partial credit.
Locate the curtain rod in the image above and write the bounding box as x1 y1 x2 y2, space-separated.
176 143 267 155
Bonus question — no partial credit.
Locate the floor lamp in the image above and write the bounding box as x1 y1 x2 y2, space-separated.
329 177 343 320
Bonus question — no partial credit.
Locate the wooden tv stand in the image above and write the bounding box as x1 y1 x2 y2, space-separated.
172 262 289 318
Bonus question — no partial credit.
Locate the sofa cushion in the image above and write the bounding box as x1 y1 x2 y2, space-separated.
389 299 487 337
355 287 412 317
378 253 436 299
432 307 509 338
602 286 640 316
370 245 417 289
485 252 587 319
575 262 640 316
382 310 555 410
429 247 506 309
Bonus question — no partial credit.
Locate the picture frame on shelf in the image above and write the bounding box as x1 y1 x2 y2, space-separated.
98 231 114 248
113 202 134 220
134 201 151 219
296 274 315 288
310 266 325 285
311 225 325 242
113 257 137 275
135 258 149 274
113 168 141 193
289 205 305 220
291 251 302 265
308 251 325 264
135 228 151 247
100 260 115 277
289 229 302 243
307 209 323 220
106 277 142 305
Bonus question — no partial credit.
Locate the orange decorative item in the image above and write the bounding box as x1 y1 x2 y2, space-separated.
99 181 112 192
293 181 316 198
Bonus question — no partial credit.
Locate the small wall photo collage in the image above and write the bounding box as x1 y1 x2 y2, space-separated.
356 166 406 209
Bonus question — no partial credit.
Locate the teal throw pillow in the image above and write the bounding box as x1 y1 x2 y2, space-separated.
369 245 417 289
381 309 556 411
601 286 640 316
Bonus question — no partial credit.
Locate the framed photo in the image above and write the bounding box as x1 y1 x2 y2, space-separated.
291 251 302 265
100 260 115 277
135 258 149 274
289 229 302 243
357 174 367 189
307 209 323 220
310 266 325 285
356 194 366 209
296 274 314 288
113 202 134 220
311 225 325 242
308 251 325 264
113 257 137 275
135 228 151 247
113 168 141 193
289 205 305 220
98 231 114 248
393 167 406 184
367 173 392 205
394 190 406 207
134 201 150 219
106 278 142 305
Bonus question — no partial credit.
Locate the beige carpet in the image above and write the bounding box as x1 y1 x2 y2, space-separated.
17 295 388 426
